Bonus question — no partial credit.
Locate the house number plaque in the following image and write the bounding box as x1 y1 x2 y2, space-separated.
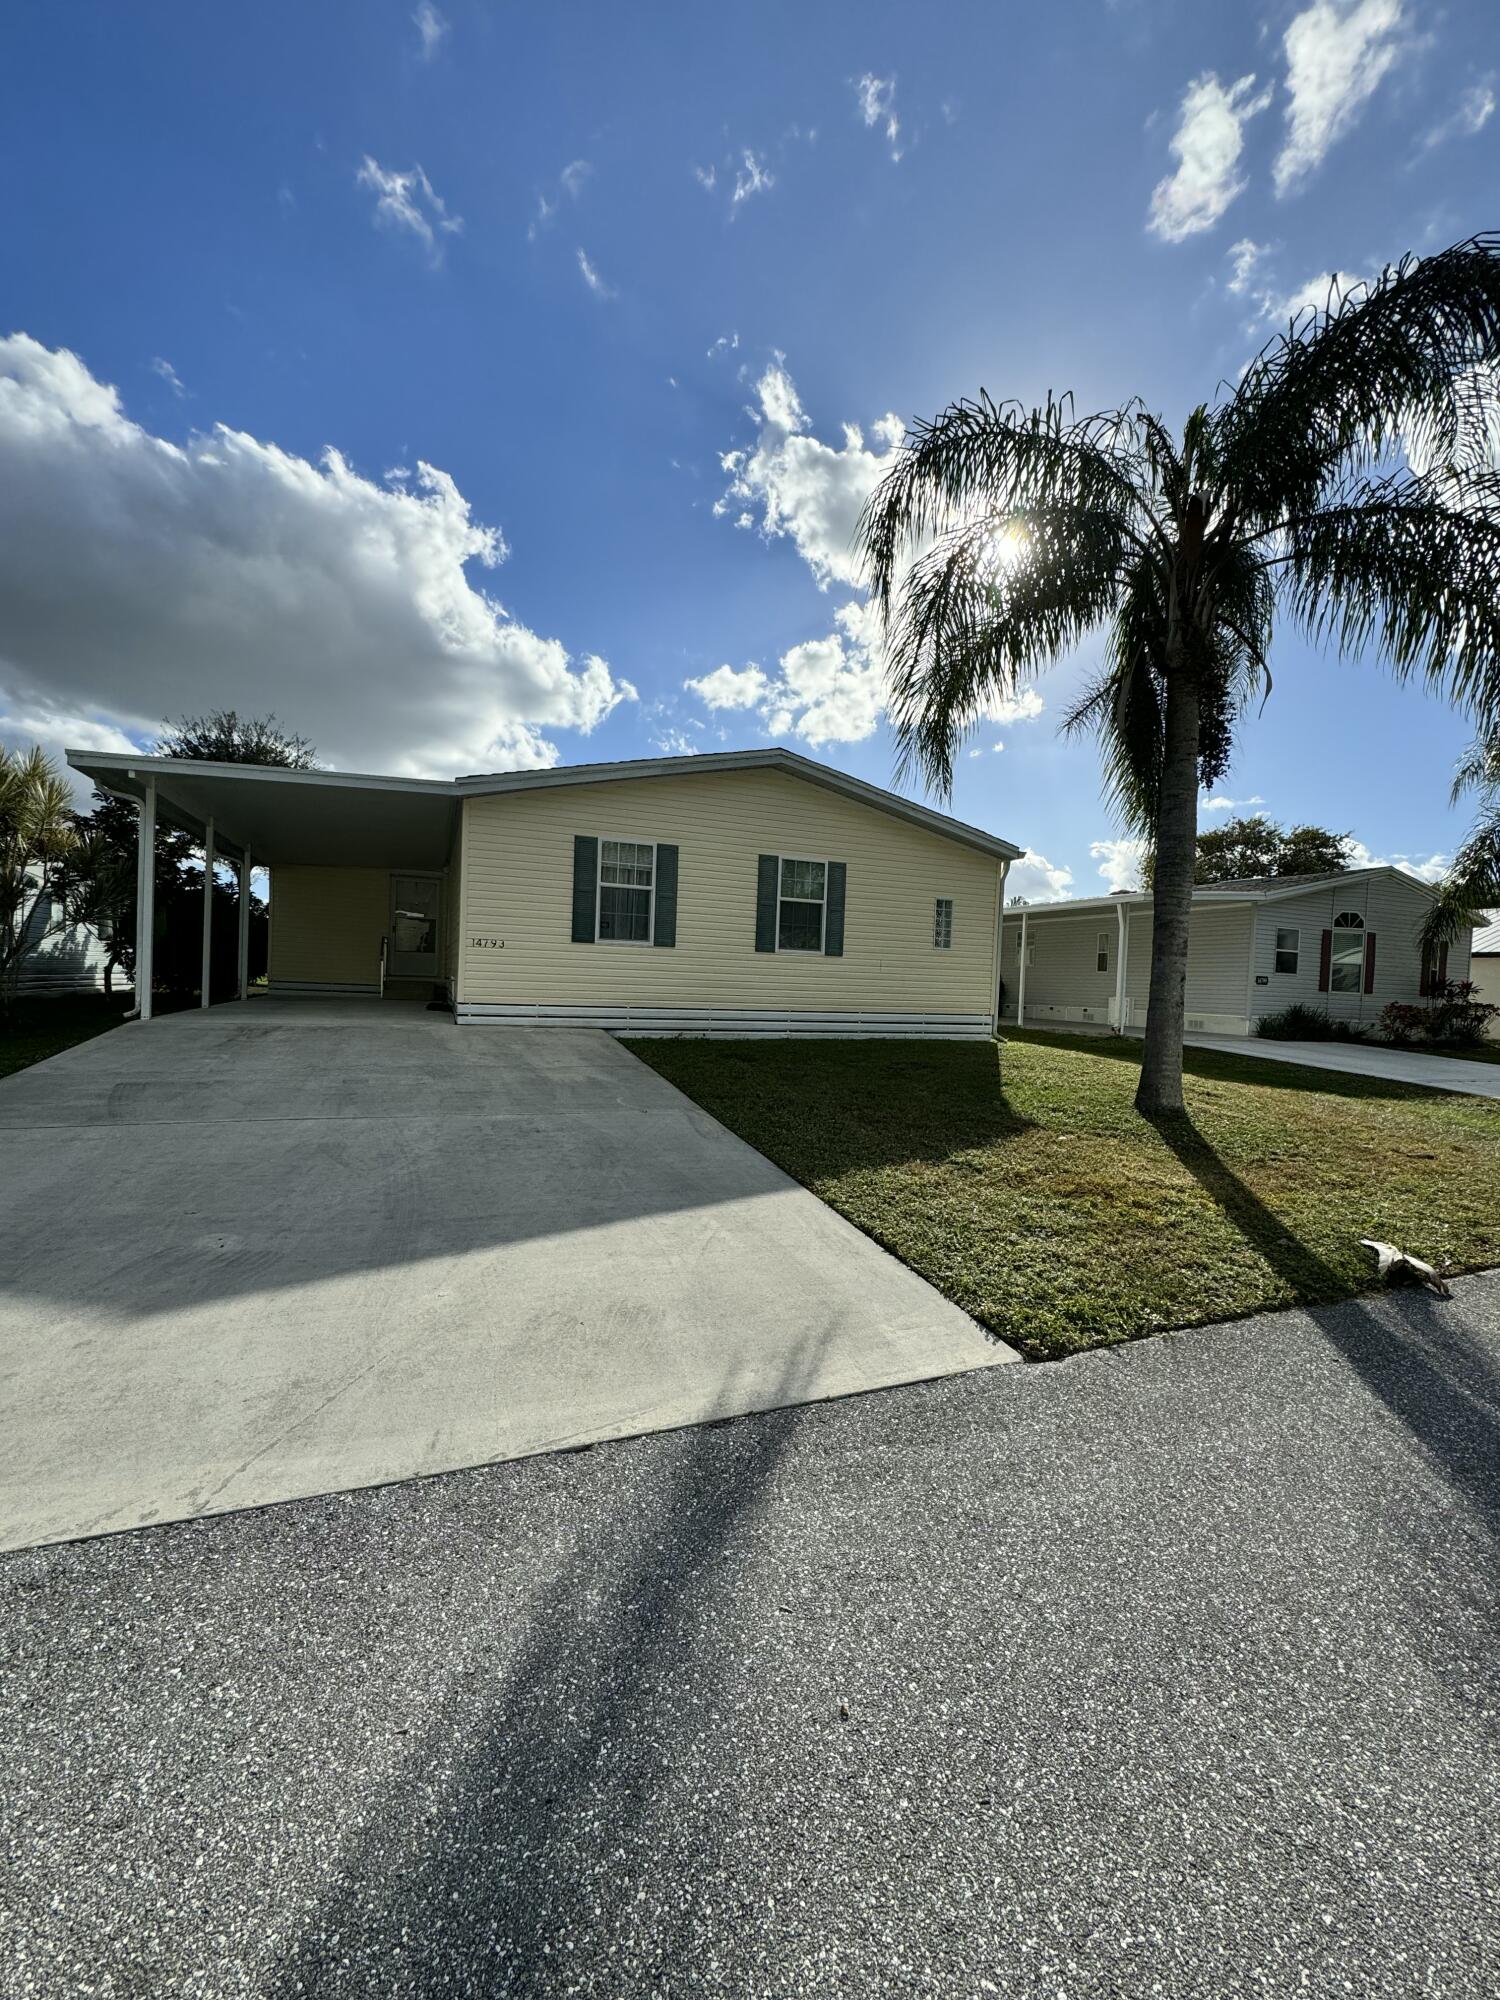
470 936 506 949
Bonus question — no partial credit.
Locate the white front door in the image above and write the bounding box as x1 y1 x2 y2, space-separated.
389 874 441 979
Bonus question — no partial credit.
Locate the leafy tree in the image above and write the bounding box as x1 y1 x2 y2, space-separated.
1422 729 1500 950
857 238 1500 1112
1141 813 1352 886
0 745 77 1012
156 709 319 769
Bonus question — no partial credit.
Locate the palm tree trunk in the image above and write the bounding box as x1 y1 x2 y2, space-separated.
1136 669 1200 1115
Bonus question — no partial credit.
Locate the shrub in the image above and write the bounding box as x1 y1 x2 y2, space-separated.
1376 1001 1428 1045
1256 1003 1336 1041
1426 979 1500 1046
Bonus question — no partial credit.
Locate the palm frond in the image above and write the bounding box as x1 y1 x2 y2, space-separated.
857 392 1148 616
1282 467 1500 717
1217 236 1500 523
883 505 1134 792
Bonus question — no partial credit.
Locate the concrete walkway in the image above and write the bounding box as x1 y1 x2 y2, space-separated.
0 999 1010 1552
1186 1031 1500 1097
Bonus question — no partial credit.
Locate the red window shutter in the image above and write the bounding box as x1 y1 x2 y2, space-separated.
1318 930 1332 992
1363 932 1377 994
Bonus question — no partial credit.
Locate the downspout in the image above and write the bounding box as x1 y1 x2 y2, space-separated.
1114 900 1128 1032
1017 908 1029 1028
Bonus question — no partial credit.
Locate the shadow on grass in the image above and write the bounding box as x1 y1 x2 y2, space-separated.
1149 1107 1500 1554
1004 1027 1454 1105
635 1037 1035 1177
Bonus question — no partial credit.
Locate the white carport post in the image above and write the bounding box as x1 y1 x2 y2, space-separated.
135 777 156 1023
1017 908 1029 1028
1114 901 1128 1030
200 816 215 1008
237 848 252 1001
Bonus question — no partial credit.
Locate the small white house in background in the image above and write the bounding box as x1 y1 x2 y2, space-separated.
999 867 1472 1039
14 876 127 997
1471 912 1500 1034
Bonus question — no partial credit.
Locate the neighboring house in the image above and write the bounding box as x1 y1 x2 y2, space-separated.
13 873 128 997
1471 911 1500 1035
999 868 1473 1038
65 747 1023 1039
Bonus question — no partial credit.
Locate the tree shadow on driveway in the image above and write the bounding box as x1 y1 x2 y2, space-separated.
268 1346 821 1997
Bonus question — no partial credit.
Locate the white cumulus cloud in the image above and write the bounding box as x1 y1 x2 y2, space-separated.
982 688 1045 726
1274 0 1406 196
1091 838 1149 893
1148 73 1273 241
1007 852 1074 902
683 603 886 749
0 334 634 781
717 364 905 589
1203 793 1266 811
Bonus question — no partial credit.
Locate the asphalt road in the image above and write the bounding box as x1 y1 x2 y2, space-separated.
5 1273 1500 1998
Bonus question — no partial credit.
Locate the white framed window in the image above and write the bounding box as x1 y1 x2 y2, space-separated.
777 857 827 952
1330 909 1364 992
1096 930 1110 974
597 838 655 944
933 897 954 949
1274 926 1299 975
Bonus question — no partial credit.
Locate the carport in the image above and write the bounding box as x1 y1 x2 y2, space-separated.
67 751 464 1014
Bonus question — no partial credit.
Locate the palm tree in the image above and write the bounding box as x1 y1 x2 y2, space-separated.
0 744 78 1012
857 237 1500 1113
1422 729 1500 953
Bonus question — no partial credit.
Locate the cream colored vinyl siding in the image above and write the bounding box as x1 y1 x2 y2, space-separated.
1472 952 1500 1033
268 866 388 989
1246 870 1461 1026
458 767 1001 1016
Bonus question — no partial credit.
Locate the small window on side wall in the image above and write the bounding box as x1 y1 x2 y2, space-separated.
933 898 954 949
1274 927 1299 974
1096 930 1110 974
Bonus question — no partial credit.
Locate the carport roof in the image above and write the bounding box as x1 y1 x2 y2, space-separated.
67 745 1025 867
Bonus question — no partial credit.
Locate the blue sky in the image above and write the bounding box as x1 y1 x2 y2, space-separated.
1 0 1496 898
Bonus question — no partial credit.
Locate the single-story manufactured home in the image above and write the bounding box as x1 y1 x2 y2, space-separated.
65 746 1024 1039
1000 868 1474 1038
1472 911 1500 1034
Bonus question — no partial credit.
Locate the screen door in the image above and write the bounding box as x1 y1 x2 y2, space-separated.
389 874 441 978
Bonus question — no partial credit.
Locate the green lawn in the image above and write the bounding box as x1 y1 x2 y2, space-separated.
627 1027 1500 1361
0 994 131 1080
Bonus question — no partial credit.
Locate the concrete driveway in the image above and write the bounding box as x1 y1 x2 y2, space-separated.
0 999 1009 1551
1187 1032 1500 1097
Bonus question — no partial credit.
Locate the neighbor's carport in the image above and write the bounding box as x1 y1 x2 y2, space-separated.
0 1000 1011 1551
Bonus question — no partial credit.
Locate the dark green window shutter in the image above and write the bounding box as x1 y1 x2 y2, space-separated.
571 835 598 943
824 862 846 956
755 854 778 952
653 844 678 947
